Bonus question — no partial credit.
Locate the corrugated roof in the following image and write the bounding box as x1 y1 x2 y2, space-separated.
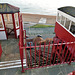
58 6 75 17
0 3 20 14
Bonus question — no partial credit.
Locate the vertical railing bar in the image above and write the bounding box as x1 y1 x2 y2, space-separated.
0 44 2 57
25 43 28 67
66 51 71 62
63 42 69 62
69 54 74 64
46 41 50 65
62 42 67 60
56 41 63 64
60 41 63 63
55 41 60 64
66 42 72 62
53 41 59 64
56 46 60 64
19 47 24 72
30 43 32 67
50 41 55 65
69 42 75 64
39 43 41 66
34 42 36 67
42 42 46 66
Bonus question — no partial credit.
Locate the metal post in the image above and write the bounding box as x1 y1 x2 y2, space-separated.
34 42 36 67
19 47 24 72
18 12 20 27
0 44 2 58
46 42 50 65
12 13 17 39
42 42 46 66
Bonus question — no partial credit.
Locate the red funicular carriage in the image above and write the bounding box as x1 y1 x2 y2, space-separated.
19 6 75 72
55 6 75 42
55 6 75 57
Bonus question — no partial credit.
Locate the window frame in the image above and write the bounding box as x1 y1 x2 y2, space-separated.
0 14 4 29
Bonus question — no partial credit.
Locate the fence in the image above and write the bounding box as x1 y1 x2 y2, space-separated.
19 15 75 72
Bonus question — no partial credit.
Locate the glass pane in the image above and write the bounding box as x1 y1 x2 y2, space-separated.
65 18 70 29
61 16 65 25
0 14 3 28
70 22 75 34
6 14 13 29
57 13 61 23
3 14 7 21
14 13 19 27
8 14 12 22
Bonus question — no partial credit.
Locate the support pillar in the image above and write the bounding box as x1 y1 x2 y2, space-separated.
18 12 20 26
0 44 2 58
12 13 17 39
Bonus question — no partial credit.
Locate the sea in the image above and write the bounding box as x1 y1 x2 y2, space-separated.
0 0 75 16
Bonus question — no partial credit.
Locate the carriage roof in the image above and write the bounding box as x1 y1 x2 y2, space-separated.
0 3 20 14
58 6 75 18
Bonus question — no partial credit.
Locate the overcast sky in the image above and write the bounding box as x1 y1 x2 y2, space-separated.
0 0 75 15
21 0 75 8
1 0 75 8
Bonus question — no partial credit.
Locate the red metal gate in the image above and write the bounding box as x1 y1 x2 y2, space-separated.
19 15 75 72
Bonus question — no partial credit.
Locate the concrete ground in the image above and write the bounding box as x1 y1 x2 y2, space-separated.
0 62 75 75
0 39 20 62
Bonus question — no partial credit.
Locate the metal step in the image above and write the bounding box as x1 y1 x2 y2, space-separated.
0 59 26 70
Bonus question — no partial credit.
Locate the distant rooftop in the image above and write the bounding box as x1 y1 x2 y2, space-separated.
0 3 20 14
58 6 75 17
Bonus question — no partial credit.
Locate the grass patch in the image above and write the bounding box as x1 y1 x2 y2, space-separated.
30 24 55 28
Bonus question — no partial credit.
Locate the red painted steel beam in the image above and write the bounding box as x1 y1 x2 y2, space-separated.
18 12 20 26
0 29 5 31
34 42 36 67
12 13 17 39
0 44 2 58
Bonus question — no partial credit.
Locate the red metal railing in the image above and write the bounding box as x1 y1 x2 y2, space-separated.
0 44 2 58
19 15 75 72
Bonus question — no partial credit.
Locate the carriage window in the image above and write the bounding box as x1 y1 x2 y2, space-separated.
61 16 65 25
65 18 70 29
70 22 75 34
57 13 61 23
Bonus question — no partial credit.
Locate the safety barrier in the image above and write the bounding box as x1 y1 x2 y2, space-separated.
19 15 75 72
